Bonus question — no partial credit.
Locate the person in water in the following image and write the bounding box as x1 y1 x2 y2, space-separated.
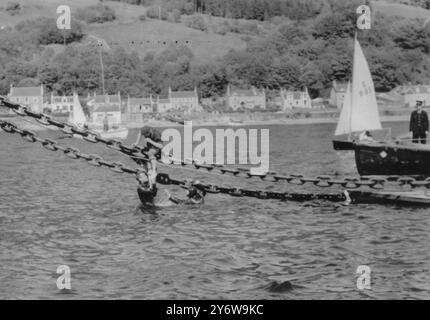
166 186 206 205
410 100 429 144
134 126 164 188
136 172 158 206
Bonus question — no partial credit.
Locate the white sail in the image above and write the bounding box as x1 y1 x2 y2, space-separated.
69 93 87 128
335 81 352 136
334 38 382 136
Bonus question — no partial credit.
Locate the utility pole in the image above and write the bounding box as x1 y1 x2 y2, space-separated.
97 41 106 96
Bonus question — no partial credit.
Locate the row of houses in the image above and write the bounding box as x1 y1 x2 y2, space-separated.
5 82 430 120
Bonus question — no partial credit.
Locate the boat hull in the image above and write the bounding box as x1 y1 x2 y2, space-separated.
354 142 430 176
333 140 354 151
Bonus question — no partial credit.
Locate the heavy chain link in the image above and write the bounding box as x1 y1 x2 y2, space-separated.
0 120 145 176
0 119 349 203
2 95 430 190
0 96 146 159
162 156 430 190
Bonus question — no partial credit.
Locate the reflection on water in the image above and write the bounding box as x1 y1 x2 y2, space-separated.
0 122 429 299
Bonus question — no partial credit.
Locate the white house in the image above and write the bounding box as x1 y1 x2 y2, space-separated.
168 87 200 114
87 93 122 126
48 93 74 113
8 85 44 113
126 96 154 122
280 88 312 110
226 85 266 111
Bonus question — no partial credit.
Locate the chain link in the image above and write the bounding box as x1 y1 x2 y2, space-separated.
2 95 430 191
0 119 145 176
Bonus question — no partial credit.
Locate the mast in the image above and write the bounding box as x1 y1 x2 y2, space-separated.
348 32 357 141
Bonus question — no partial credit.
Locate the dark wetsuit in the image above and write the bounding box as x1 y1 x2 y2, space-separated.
137 184 158 206
410 110 429 144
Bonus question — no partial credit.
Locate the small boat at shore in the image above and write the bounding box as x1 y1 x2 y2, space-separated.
333 36 430 176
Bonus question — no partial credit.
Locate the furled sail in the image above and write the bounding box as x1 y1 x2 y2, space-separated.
334 38 382 136
69 93 87 128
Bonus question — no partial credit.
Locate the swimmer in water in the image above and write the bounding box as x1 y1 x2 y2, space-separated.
166 187 206 205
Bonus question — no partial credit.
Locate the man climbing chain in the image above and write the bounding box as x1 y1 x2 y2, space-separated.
133 125 164 190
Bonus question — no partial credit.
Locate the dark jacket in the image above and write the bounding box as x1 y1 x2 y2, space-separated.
410 110 429 133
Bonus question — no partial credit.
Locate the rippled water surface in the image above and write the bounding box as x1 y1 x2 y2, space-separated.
1 122 429 299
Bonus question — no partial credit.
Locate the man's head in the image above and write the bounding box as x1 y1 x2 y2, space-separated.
416 100 423 111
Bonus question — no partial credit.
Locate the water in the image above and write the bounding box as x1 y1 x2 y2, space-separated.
0 122 429 299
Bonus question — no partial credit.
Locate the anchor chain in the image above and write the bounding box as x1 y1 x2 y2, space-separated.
0 119 348 203
2 96 430 190
0 120 145 175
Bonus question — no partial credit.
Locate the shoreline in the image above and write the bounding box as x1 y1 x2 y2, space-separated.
1 115 410 132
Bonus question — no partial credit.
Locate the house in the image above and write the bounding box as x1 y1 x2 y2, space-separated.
156 97 173 113
87 93 122 126
329 80 348 109
280 88 312 110
8 85 44 113
48 93 74 113
397 84 430 107
168 87 200 115
226 85 266 111
91 104 122 127
87 92 122 111
126 96 155 122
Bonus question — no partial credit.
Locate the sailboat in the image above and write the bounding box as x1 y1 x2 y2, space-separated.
333 37 430 176
69 93 128 140
68 93 88 129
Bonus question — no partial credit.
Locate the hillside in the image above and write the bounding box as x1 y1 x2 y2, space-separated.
0 0 248 62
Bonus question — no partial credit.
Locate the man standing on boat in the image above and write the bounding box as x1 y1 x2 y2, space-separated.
409 100 429 144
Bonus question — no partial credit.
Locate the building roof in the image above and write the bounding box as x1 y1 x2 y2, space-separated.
90 94 121 104
228 86 265 97
93 105 121 113
281 89 307 100
129 98 152 105
10 86 42 97
170 90 197 99
52 95 73 103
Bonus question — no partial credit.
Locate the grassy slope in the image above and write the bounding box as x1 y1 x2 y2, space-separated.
371 0 430 19
0 0 247 62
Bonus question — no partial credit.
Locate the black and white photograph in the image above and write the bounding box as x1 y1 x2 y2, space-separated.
0 0 430 305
